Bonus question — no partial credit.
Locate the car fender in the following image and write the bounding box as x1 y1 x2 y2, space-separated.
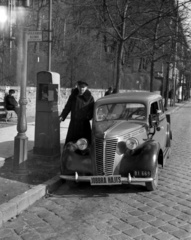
60 147 93 175
119 140 160 177
165 122 171 147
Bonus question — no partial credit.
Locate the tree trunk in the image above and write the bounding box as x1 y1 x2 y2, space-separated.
150 57 154 92
164 62 170 110
115 41 124 93
34 10 42 53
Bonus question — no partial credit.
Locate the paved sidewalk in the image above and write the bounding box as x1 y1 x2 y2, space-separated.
0 101 188 227
0 118 70 227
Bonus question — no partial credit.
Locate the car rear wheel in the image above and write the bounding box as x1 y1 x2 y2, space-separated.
145 163 158 191
167 146 171 159
167 131 172 159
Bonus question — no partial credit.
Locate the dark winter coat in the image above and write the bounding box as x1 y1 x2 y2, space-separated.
4 95 18 111
60 88 94 145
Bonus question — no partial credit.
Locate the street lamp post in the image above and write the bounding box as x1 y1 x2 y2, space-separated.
48 0 52 71
0 1 30 173
13 28 28 173
0 6 8 83
13 6 28 174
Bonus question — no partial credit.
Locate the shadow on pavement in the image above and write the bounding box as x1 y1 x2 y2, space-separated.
0 150 61 205
49 180 148 199
0 116 35 128
0 140 34 160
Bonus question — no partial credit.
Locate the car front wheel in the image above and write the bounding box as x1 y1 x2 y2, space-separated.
145 163 158 191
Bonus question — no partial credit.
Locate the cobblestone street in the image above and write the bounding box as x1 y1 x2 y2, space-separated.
1 102 191 240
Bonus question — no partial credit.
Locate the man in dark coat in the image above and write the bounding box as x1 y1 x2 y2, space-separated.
59 81 94 145
4 89 19 115
105 87 113 96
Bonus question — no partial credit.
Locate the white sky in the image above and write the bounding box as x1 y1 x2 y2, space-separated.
179 0 191 46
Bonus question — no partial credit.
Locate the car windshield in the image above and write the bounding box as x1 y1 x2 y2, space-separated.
96 103 146 122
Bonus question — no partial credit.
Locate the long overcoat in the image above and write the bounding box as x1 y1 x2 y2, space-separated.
60 88 94 145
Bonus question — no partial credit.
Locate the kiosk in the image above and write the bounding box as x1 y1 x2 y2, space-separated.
33 71 60 157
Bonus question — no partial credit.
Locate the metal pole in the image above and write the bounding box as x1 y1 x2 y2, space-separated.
9 0 13 65
48 0 52 71
1 49 4 83
13 23 28 174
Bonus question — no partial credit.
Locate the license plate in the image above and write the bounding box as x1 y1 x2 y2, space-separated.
134 170 151 177
90 175 122 185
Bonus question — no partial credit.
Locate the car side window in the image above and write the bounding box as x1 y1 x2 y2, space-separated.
159 99 164 113
150 101 159 114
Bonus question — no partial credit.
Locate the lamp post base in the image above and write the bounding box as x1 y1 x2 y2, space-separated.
13 133 28 175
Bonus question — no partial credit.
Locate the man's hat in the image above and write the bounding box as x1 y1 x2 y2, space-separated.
77 81 88 87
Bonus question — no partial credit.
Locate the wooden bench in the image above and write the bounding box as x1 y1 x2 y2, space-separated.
0 102 17 122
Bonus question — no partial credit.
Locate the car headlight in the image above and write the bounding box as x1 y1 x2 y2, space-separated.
126 138 139 150
76 138 88 150
116 142 127 155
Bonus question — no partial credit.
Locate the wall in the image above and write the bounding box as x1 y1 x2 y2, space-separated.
0 86 106 117
0 86 148 118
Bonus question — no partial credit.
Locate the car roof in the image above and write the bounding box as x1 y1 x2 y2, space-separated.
96 91 162 105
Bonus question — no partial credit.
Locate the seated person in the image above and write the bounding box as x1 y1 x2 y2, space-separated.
4 89 19 115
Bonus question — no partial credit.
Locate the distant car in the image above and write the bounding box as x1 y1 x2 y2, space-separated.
60 91 172 191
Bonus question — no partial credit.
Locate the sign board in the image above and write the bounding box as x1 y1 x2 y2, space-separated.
27 31 42 42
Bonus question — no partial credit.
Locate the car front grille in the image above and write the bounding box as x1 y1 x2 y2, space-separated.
95 138 117 176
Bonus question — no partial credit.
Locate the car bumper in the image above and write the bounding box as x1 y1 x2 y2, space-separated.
60 172 154 184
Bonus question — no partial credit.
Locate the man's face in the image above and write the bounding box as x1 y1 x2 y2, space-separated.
78 86 87 95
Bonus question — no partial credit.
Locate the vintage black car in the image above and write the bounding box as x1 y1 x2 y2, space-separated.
60 91 172 191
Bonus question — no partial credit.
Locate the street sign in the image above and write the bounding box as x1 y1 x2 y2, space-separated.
27 31 42 42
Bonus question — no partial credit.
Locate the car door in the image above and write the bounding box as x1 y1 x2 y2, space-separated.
150 99 167 150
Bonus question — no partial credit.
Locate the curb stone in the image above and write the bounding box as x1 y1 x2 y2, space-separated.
0 175 63 227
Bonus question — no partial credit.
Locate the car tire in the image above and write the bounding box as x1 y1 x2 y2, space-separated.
167 131 172 159
145 163 158 191
167 146 171 159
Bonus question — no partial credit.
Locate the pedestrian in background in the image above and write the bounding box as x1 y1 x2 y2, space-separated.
169 88 174 106
112 88 117 94
105 86 113 96
59 81 94 145
4 89 19 115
